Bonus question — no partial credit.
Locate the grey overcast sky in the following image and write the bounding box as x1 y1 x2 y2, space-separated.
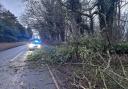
0 0 25 19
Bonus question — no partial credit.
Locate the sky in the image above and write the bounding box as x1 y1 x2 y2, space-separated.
0 0 25 19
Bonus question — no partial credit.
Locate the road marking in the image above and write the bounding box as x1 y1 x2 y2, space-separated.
10 52 24 62
47 64 60 89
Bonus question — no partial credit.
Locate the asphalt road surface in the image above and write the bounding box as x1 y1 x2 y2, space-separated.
0 45 57 89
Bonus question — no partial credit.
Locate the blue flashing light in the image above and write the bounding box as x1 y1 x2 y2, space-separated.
33 39 42 44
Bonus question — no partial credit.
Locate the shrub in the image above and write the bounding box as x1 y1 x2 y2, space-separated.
27 50 43 61
79 37 106 51
42 46 75 64
112 42 128 54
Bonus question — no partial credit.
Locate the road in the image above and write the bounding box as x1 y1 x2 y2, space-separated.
0 45 57 89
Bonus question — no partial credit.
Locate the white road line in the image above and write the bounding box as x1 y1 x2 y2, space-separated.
10 52 24 62
47 64 60 89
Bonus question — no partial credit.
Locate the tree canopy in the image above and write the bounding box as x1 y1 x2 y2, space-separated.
21 0 128 45
0 4 32 42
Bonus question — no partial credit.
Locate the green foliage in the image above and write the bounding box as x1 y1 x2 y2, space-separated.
112 42 128 54
79 37 106 51
27 50 43 61
42 46 74 64
35 37 105 66
41 37 107 64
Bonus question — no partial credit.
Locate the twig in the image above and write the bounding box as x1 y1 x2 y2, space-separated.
99 68 108 89
119 57 127 77
106 69 128 81
104 71 127 89
72 83 87 89
83 75 92 89
104 50 111 71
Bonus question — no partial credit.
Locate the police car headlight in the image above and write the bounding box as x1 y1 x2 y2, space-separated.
37 45 41 48
28 43 34 48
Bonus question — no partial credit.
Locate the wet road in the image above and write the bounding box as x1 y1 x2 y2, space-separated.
0 45 57 89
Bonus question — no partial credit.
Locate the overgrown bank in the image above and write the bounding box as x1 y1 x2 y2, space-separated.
27 37 128 89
